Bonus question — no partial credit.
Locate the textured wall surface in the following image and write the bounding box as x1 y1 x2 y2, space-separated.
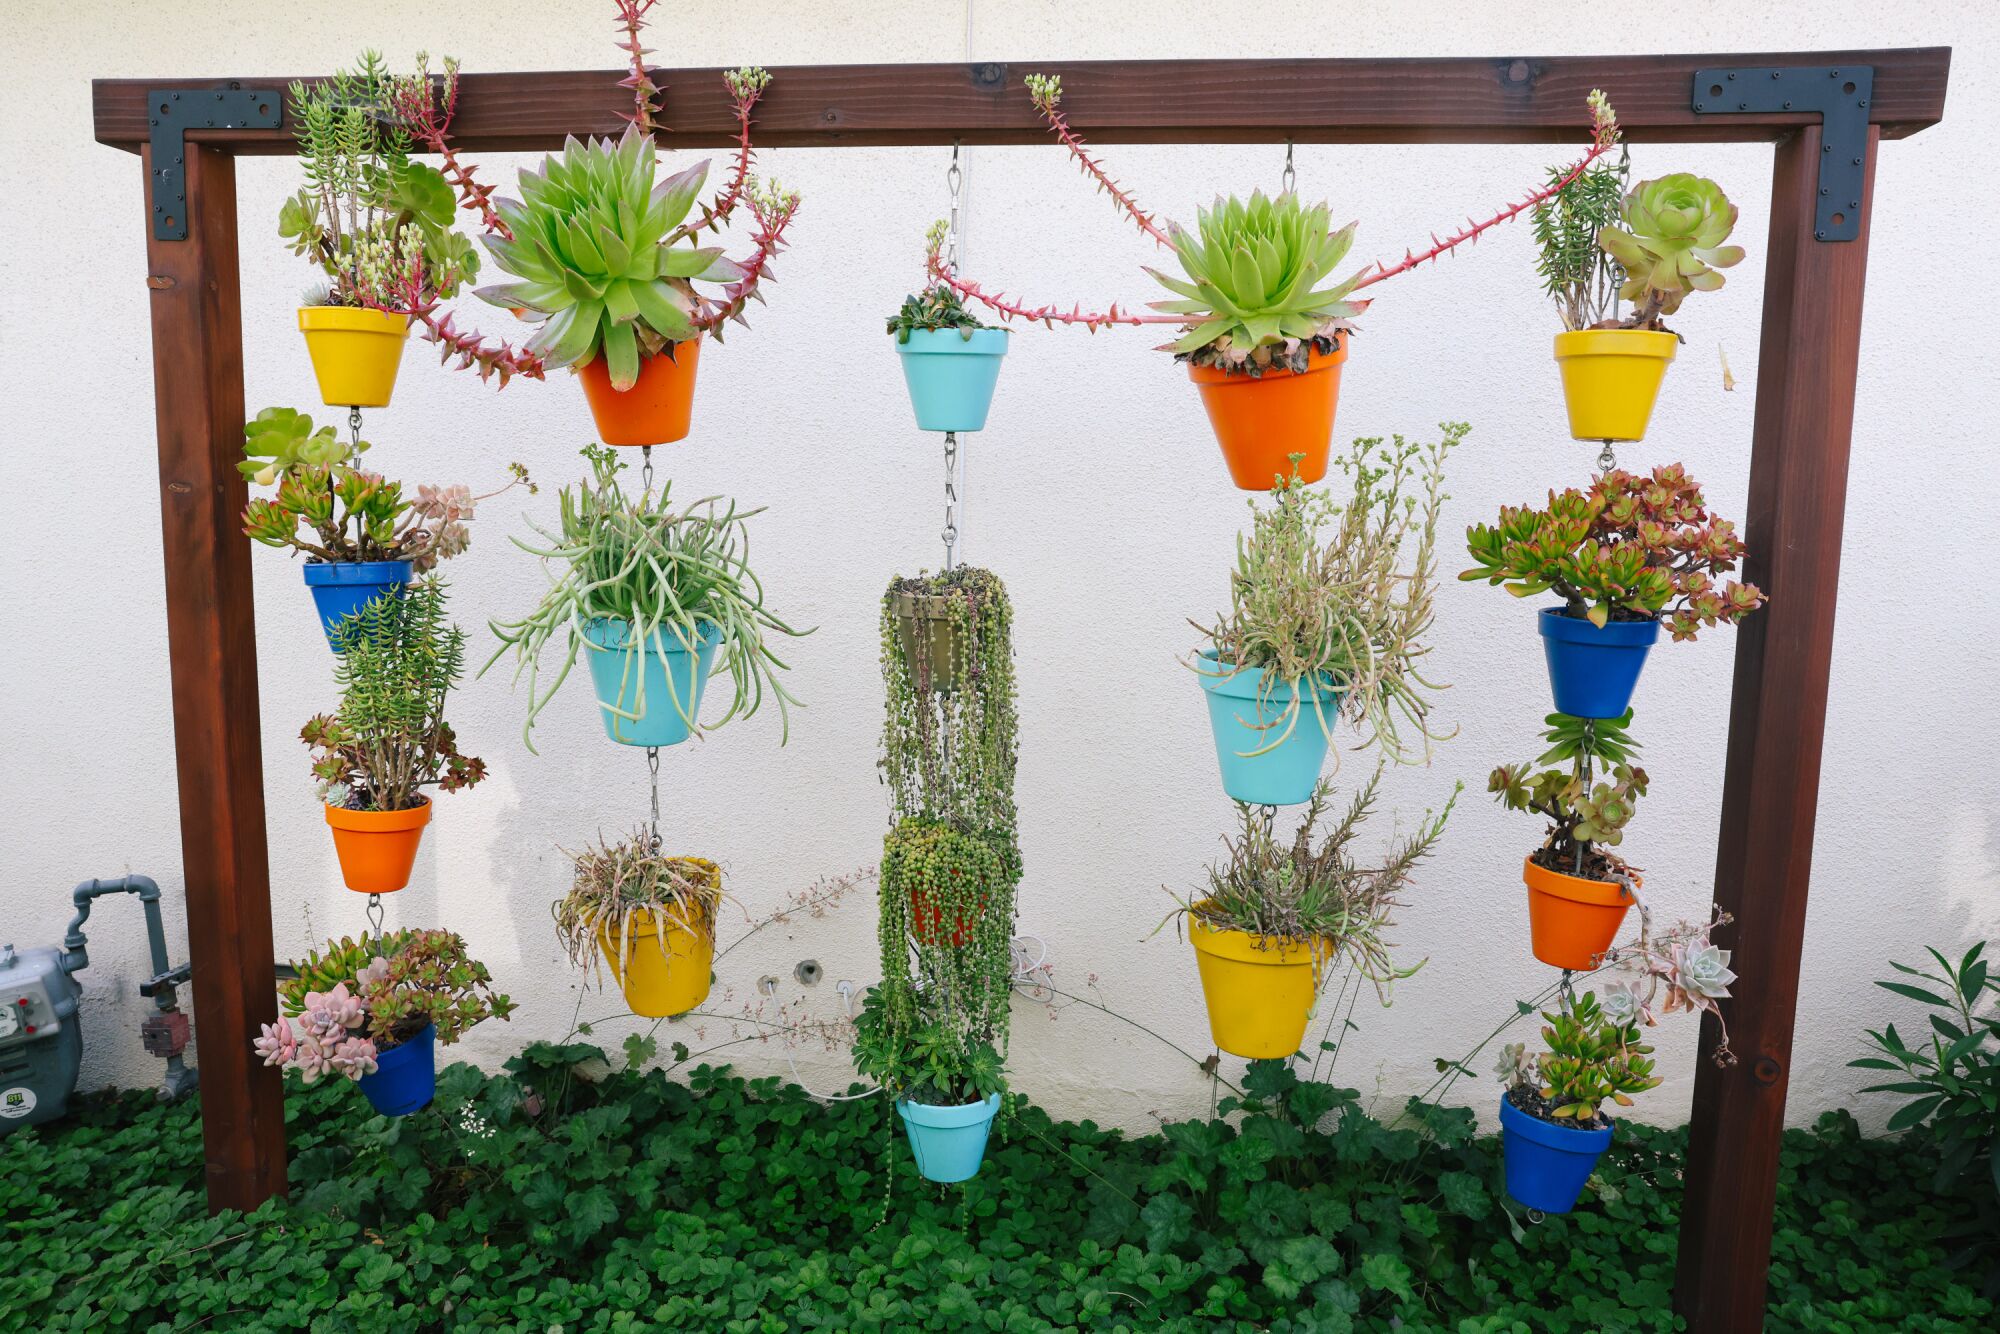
2 1 1995 1137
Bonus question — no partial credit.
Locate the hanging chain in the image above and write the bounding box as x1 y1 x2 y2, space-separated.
1558 968 1577 1010
944 140 964 272
646 746 663 852
1258 804 1279 838
1281 139 1296 195
348 406 363 451
941 431 959 570
365 892 385 944
641 444 655 494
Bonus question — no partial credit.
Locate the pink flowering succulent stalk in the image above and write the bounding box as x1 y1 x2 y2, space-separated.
1596 907 1740 1066
1460 463 1767 639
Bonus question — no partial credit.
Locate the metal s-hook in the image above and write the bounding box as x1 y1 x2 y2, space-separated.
348 406 363 451
365 892 385 945
944 139 964 274
646 746 663 851
1281 138 1296 195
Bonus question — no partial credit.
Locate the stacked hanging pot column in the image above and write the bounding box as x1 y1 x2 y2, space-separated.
1472 135 1760 1213
254 929 514 1118
1178 426 1466 1059
853 568 1021 1183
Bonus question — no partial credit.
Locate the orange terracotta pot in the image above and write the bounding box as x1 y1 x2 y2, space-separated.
577 340 702 447
1522 855 1633 970
1188 342 1348 490
910 887 987 948
325 798 432 895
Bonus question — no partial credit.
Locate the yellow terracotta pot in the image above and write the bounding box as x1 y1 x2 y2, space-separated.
1553 329 1678 443
596 902 716 1018
299 306 413 409
1188 907 1326 1059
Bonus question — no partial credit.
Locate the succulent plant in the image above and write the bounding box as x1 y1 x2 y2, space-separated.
1490 709 1648 880
477 129 749 390
1597 173 1746 325
279 931 411 1015
1672 942 1737 1005
239 407 364 487
886 278 990 342
1460 464 1766 640
1147 191 1367 373
1509 990 1662 1123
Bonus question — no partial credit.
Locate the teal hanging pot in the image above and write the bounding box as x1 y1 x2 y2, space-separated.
581 618 721 747
1195 650 1341 806
897 1093 1002 1183
895 329 1009 432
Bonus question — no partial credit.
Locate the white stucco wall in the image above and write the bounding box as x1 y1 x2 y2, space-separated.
3 0 1995 1137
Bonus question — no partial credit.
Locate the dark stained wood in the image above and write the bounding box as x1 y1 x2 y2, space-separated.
1674 124 1879 1330
93 48 1950 154
141 141 288 1212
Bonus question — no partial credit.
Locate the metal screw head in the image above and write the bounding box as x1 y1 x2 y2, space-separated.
1816 229 1826 239
1771 70 1781 79
1784 101 1793 110
1728 72 1738 80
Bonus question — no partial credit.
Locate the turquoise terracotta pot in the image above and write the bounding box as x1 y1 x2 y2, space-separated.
897 1093 1002 1183
581 618 721 747
895 328 1009 432
1196 651 1341 806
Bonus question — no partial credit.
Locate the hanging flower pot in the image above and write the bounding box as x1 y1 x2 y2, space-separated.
325 798 432 895
302 560 412 649
357 1024 438 1117
1499 1093 1612 1214
896 328 1010 432
577 340 702 447
1523 855 1633 970
581 618 721 747
1187 908 1325 1059
890 590 961 691
596 903 715 1018
910 886 987 947
1196 651 1340 806
1553 330 1677 443
1188 342 1347 491
298 307 412 409
1537 607 1661 719
897 1093 1002 1183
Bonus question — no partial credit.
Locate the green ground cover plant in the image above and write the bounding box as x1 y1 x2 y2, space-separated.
3 1041 1990 1333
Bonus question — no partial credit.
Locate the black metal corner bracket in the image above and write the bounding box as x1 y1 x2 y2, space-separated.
1692 65 1873 242
148 83 283 241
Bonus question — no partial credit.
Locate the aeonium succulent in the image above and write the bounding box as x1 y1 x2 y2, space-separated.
1460 463 1765 639
1598 173 1746 328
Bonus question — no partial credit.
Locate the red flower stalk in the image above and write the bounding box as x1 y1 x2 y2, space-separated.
613 0 665 139
385 58 512 241
695 183 800 335
363 261 545 388
1026 73 1172 251
675 68 770 243
924 249 1178 330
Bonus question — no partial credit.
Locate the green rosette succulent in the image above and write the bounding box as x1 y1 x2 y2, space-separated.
477 128 747 391
1146 191 1366 373
1597 173 1746 321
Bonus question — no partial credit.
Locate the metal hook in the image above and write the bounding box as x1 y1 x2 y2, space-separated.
1281 139 1297 195
365 892 385 945
1597 440 1618 475
348 406 363 451
646 746 663 851
944 139 964 273
641 444 655 495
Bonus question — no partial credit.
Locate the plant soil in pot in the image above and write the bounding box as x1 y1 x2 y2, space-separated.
896 328 1009 432
299 307 414 409
1189 341 1347 490
304 560 412 648
325 798 432 895
358 1023 438 1117
1523 854 1633 970
596 902 716 1018
1552 329 1676 442
1187 912 1324 1059
1196 652 1339 807
581 618 721 747
578 340 702 447
1498 1089 1612 1214
897 1093 1002 1183
1537 606 1660 720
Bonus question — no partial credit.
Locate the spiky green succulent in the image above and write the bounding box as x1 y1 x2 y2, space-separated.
1597 173 1745 321
477 129 746 390
1147 191 1365 373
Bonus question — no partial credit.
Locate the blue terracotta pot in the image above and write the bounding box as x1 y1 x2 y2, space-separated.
1537 607 1660 719
1195 651 1341 806
357 1024 436 1117
897 1092 1002 1183
1499 1093 1612 1214
303 560 411 649
581 618 721 747
895 329 1009 432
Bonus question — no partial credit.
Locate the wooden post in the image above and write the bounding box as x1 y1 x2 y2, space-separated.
141 141 288 1211
1673 124 1879 1329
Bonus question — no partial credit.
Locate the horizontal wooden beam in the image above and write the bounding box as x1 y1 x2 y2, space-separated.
94 48 1949 155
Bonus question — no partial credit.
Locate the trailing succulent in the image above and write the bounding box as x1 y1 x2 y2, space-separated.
1460 463 1765 638
1490 709 1646 882
485 446 807 751
554 834 722 983
1599 173 1745 329
1195 426 1462 762
304 578 485 812
282 51 478 308
1148 190 1367 374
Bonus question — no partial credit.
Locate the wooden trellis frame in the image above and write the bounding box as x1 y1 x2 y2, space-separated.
92 47 1952 1332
